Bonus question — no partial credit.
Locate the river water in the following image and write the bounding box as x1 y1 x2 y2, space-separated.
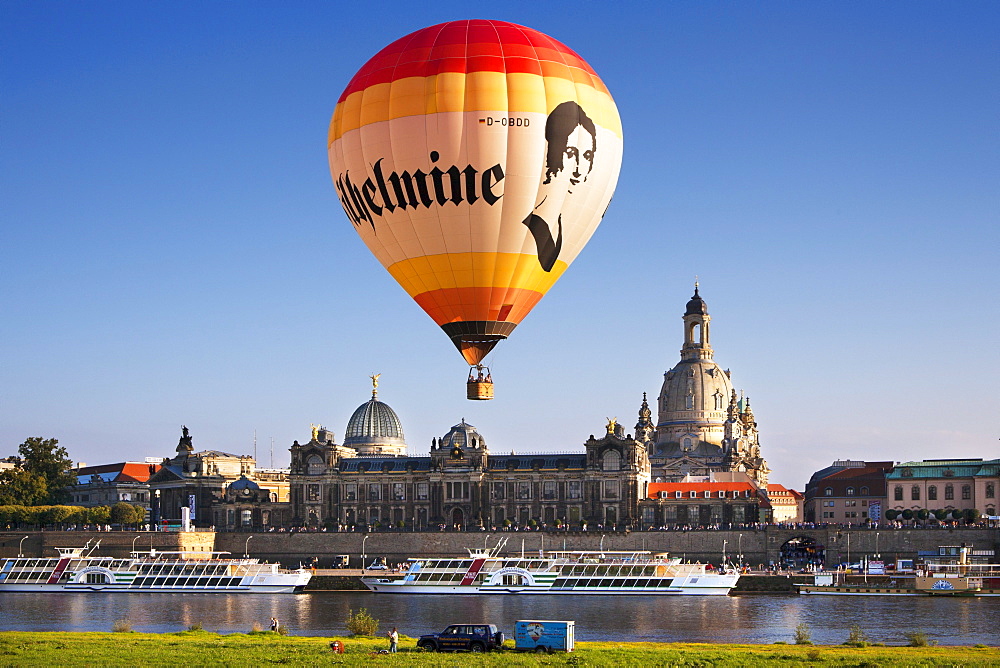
0 592 996 646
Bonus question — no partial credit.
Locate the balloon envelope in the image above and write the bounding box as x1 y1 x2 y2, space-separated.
328 20 622 365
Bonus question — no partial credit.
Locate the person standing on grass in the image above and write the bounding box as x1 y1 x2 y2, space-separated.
270 617 279 632
388 627 398 653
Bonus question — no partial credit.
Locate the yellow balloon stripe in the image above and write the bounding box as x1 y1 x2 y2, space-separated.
329 71 621 144
387 252 569 297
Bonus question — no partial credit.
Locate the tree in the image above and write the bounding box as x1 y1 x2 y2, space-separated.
16 437 75 504
917 509 929 521
0 468 48 506
901 509 914 520
885 509 898 520
933 509 948 521
111 502 140 527
964 508 980 523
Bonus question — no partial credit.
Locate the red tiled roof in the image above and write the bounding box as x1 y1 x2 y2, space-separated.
76 461 160 483
647 482 763 497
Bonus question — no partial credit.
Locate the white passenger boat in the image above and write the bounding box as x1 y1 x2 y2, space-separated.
0 542 311 593
362 539 738 595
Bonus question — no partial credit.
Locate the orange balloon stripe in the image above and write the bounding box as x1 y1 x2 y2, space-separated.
386 253 569 297
413 287 544 326
329 72 620 144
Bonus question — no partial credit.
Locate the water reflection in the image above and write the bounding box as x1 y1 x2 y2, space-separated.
0 592 995 646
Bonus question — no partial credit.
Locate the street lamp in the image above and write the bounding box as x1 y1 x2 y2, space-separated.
132 535 141 554
244 535 254 558
18 535 29 557
599 534 606 556
738 533 744 569
875 531 880 559
362 534 369 570
723 539 728 567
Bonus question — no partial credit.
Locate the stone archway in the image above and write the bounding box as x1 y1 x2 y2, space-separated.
451 507 464 527
780 536 825 570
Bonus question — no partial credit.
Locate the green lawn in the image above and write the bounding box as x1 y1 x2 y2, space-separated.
0 631 996 666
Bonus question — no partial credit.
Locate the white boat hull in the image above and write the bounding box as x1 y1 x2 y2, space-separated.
363 577 738 595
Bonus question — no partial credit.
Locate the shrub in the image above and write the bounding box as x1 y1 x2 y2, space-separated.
844 624 869 647
794 622 812 645
806 648 822 661
187 622 203 632
345 608 379 636
904 631 936 647
276 624 288 636
250 622 263 633
112 618 132 633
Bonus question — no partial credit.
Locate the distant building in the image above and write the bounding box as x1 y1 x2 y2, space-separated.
803 460 893 525
68 462 161 512
0 457 16 472
886 459 999 520
646 285 770 486
767 483 803 523
639 473 771 528
146 426 290 530
289 380 650 530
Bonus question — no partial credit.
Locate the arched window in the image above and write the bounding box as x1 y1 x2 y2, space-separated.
306 454 324 475
846 487 855 496
987 483 995 499
860 486 869 496
685 395 694 409
824 487 833 497
962 485 971 500
945 485 954 500
928 485 937 501
911 485 920 501
602 450 621 471
894 486 903 501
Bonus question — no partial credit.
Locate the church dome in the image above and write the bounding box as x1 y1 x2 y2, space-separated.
344 392 407 456
685 286 708 315
439 419 486 451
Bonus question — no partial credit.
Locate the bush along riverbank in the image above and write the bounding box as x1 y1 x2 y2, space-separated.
0 631 996 666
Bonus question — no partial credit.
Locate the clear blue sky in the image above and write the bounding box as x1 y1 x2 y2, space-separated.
2 1 998 489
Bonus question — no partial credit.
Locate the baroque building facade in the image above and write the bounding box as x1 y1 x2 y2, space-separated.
289 381 651 529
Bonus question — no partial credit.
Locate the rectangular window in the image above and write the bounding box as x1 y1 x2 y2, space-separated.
567 481 581 500
928 486 937 500
604 481 619 499
368 483 381 501
393 483 405 500
517 482 531 499
492 482 505 500
345 483 357 501
912 486 920 501
945 486 954 500
543 481 557 500
416 482 428 500
894 486 903 501
962 486 971 500
307 484 320 502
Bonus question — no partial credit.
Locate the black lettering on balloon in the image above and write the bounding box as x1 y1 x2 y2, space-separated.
334 153 505 232
362 178 382 217
373 159 395 214
481 164 505 206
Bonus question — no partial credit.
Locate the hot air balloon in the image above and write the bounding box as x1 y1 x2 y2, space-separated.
328 20 622 399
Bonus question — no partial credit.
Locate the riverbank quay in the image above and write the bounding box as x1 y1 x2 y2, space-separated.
0 632 996 666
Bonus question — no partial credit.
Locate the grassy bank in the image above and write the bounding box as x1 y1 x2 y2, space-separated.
0 631 996 666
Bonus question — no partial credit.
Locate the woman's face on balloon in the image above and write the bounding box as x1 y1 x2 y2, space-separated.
564 127 597 194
